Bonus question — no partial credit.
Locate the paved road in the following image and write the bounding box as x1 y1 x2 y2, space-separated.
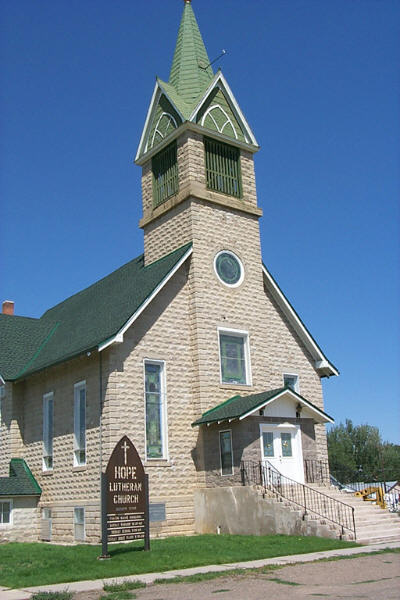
73 552 400 600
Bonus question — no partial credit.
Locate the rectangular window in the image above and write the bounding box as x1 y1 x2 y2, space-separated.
219 430 233 476
262 432 274 457
43 392 54 470
204 137 242 198
41 508 52 541
74 382 86 466
0 500 11 525
283 374 299 392
144 361 167 460
219 330 250 385
152 141 178 207
74 507 85 541
281 432 293 457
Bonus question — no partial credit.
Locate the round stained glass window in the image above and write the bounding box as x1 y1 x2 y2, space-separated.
214 251 244 287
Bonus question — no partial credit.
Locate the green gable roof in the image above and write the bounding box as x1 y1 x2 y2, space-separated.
0 243 192 381
192 387 334 426
169 1 213 105
0 459 41 497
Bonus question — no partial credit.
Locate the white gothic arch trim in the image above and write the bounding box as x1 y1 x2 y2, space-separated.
151 112 178 148
200 104 238 140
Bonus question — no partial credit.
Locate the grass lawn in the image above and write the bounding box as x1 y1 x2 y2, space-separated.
0 534 359 589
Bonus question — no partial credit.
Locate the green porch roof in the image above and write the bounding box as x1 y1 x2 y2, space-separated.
0 459 41 497
192 387 334 426
0 243 192 381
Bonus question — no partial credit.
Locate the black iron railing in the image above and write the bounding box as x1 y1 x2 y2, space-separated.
241 460 356 540
304 459 330 484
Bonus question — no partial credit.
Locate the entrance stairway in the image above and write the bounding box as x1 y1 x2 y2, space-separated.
308 483 400 545
241 460 400 544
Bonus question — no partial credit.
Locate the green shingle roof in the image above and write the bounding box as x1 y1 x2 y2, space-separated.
0 243 192 381
169 1 214 106
0 459 41 497
192 387 334 426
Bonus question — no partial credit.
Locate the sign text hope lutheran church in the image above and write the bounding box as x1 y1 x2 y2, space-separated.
100 436 149 557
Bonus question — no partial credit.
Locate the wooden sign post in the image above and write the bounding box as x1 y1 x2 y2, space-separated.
99 435 150 559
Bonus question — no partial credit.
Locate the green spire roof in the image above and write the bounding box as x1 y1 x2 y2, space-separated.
169 0 214 105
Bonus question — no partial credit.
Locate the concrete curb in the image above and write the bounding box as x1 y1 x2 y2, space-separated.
2 541 399 599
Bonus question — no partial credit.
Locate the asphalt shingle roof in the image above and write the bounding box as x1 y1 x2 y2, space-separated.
192 387 334 426
169 1 213 106
0 459 41 496
0 243 192 381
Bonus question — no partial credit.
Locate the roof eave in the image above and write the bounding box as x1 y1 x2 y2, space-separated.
136 120 259 167
135 79 188 163
262 264 339 378
239 389 334 424
189 71 259 147
98 245 193 352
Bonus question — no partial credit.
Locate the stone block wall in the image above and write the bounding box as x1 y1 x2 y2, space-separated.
0 383 11 477
103 262 198 537
0 496 39 543
199 417 320 489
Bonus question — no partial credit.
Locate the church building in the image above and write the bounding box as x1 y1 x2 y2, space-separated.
0 1 338 543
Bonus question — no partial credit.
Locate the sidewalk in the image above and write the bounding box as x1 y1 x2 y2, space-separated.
2 541 399 600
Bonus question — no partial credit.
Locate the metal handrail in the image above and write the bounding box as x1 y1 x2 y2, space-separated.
240 460 356 540
304 458 330 484
307 458 389 494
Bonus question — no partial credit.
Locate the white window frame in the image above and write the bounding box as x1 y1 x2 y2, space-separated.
43 392 54 471
74 506 85 541
214 250 244 288
283 373 299 393
219 429 234 476
0 499 12 526
218 328 252 386
143 359 168 461
41 507 52 541
73 381 86 467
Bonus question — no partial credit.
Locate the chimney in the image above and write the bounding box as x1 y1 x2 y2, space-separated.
2 301 15 315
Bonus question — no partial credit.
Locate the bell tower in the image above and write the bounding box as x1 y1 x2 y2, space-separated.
136 1 269 417
136 0 262 267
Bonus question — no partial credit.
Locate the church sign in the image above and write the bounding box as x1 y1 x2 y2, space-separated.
100 436 149 557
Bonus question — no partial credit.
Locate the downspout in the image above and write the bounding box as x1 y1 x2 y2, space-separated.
99 351 103 499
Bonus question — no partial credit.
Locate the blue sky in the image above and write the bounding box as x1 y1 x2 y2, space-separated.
1 0 399 443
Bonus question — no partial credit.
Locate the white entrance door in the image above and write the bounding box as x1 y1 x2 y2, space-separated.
260 424 304 483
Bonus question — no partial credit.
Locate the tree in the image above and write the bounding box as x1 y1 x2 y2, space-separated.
327 420 400 483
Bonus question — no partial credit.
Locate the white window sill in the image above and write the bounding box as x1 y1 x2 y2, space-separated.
42 470 54 476
219 383 254 391
144 460 171 468
72 466 87 472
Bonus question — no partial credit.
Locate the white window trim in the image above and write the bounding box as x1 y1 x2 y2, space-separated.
143 359 169 461
151 112 178 148
42 392 54 471
217 327 252 386
219 429 234 476
74 506 85 541
283 373 300 393
201 104 238 139
0 499 12 526
214 250 244 288
73 381 86 467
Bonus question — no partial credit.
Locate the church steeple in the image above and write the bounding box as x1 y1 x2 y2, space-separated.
136 1 258 161
169 0 214 105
